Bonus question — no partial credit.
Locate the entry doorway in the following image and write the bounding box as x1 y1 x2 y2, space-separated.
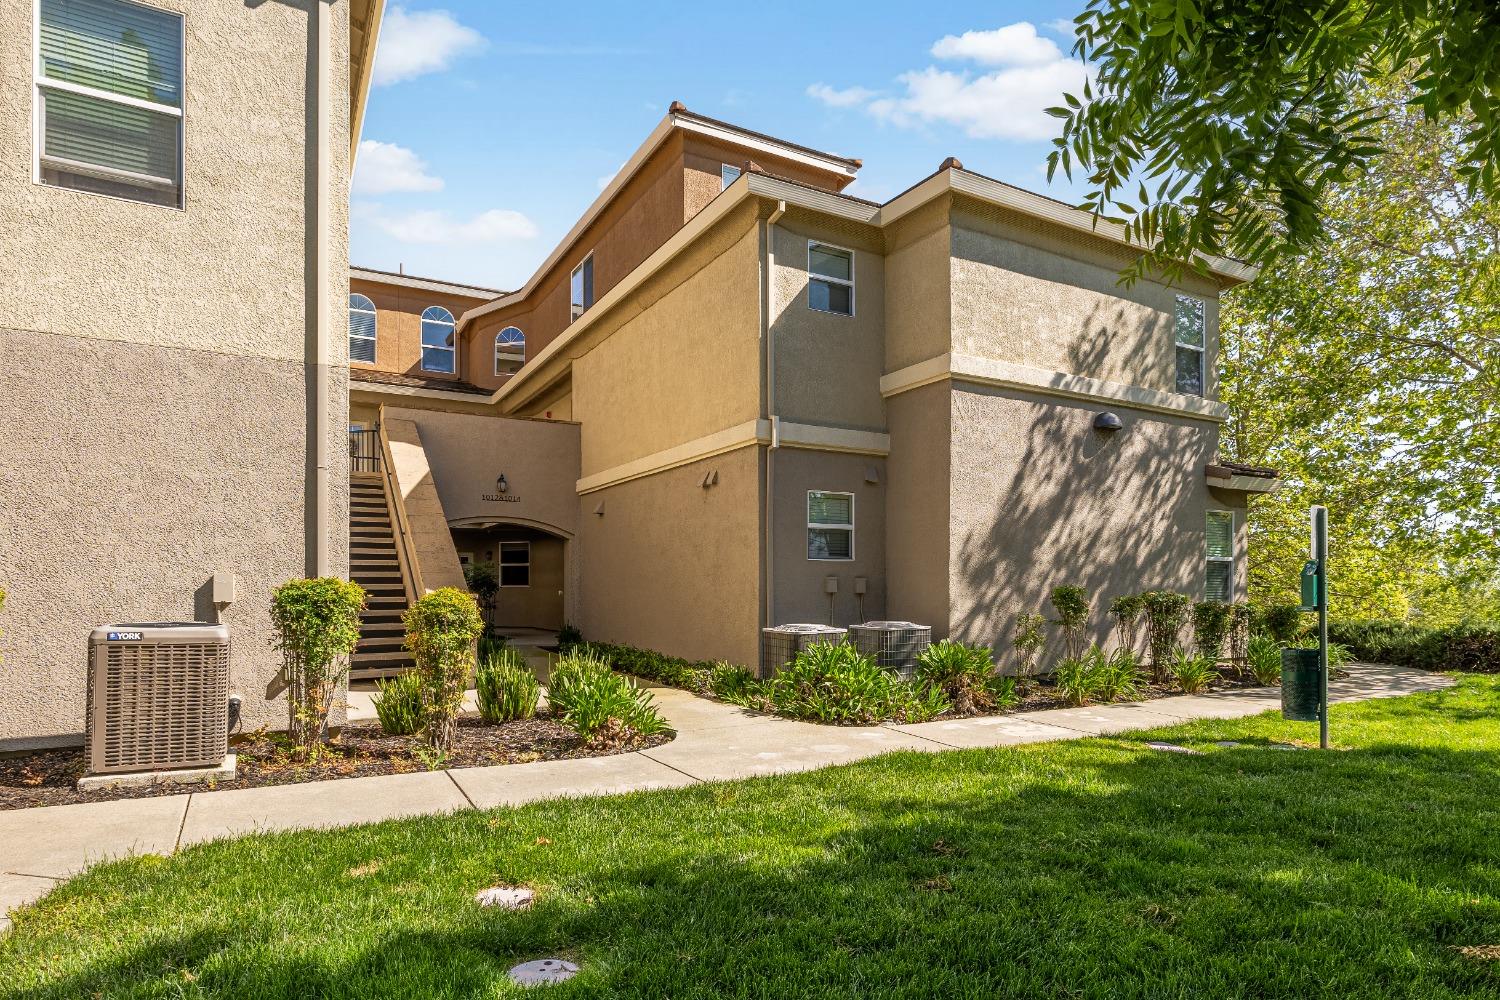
452 524 565 633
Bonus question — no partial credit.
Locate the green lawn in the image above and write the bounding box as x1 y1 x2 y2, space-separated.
4 678 1499 999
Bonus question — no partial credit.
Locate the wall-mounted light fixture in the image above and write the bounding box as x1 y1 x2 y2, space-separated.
496 473 509 494
1093 412 1124 433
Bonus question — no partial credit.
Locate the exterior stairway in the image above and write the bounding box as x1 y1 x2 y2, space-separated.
349 473 415 679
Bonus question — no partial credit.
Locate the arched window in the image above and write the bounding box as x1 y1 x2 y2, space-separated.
348 293 376 364
494 326 525 376
420 305 456 374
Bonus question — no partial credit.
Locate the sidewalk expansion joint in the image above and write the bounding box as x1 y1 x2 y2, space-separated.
174 794 193 854
444 769 478 810
635 751 706 784
880 726 970 751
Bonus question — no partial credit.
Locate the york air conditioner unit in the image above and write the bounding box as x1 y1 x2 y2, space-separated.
85 622 230 775
848 621 932 681
759 624 847 679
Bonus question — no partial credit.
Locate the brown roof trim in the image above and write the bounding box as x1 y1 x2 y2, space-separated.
1207 461 1280 480
352 265 506 297
351 369 491 395
673 104 863 170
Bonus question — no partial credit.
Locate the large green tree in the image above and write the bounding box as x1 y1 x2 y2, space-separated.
1049 1 1500 279
1220 77 1499 622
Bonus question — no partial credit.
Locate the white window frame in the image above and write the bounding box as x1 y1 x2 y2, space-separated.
419 305 456 374
807 490 855 562
570 252 595 322
349 293 377 365
1175 294 1206 396
1205 509 1235 602
494 326 525 376
33 0 187 209
720 163 741 190
807 240 855 317
499 541 531 588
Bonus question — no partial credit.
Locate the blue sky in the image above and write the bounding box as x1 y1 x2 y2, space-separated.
353 1 1091 290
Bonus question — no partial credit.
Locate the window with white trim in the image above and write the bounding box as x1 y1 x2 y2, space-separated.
808 491 854 560
348 293 376 364
808 242 854 315
720 163 741 190
494 326 524 376
36 0 184 208
1175 294 1206 395
420 305 456 373
570 253 594 322
499 541 530 587
1205 510 1234 602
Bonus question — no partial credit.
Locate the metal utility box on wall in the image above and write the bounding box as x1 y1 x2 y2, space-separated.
759 624 847 679
848 621 931 681
85 622 230 775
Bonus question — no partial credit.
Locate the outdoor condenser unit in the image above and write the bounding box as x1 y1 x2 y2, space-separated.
759 624 847 679
85 622 230 775
848 621 932 681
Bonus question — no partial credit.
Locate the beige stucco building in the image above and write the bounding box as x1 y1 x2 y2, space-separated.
343 104 1276 677
0 0 383 748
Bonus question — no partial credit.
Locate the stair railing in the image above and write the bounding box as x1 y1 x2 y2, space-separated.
375 414 423 607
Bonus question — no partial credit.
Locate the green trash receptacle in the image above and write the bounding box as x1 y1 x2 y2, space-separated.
1281 648 1322 721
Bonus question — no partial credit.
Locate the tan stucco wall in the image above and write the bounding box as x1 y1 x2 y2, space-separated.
570 211 762 476
770 213 887 431
771 448 886 628
884 383 953 634
384 418 467 595
681 134 851 223
944 384 1229 661
350 276 489 382
451 527 566 631
0 0 351 746
948 197 1222 396
575 448 763 667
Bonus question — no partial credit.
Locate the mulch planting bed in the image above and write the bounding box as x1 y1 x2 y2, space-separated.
0 714 670 811
1005 663 1285 715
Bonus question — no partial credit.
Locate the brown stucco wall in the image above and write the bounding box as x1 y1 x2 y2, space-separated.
770 448 886 628
681 134 852 223
575 448 763 667
944 384 1228 661
450 527 566 631
350 276 490 382
884 383 953 634
0 0 351 747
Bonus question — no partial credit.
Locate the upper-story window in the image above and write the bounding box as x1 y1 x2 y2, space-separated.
36 0 185 208
720 163 742 190
420 306 456 374
570 253 595 322
494 326 525 376
1174 294 1206 395
808 242 854 316
348 293 376 364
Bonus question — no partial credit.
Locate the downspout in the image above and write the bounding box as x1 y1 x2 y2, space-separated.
306 0 332 578
762 200 786 629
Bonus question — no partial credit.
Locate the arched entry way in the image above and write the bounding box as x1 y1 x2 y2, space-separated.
449 517 570 637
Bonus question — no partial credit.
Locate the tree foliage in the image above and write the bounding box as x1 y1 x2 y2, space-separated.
1049 1 1500 279
1220 76 1500 622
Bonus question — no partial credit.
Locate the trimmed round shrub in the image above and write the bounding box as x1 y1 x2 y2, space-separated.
270 577 366 759
403 587 484 755
1192 602 1233 660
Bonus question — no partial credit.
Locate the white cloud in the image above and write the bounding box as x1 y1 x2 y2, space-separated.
368 207 539 244
929 24 1061 66
807 22 1091 143
806 82 878 108
1044 18 1079 38
373 6 486 86
353 141 443 195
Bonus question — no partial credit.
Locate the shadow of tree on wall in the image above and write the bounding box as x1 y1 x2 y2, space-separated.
10 686 1498 998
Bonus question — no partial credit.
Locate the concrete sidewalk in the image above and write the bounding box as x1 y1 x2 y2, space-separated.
0 663 1453 932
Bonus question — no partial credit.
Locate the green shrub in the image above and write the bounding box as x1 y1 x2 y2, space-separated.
1255 603 1306 645
372 671 423 736
1049 585 1091 659
708 661 758 702
403 588 485 756
1228 603 1252 665
1192 602 1233 660
547 648 669 747
592 642 712 693
1096 647 1145 702
557 623 584 653
270 577 366 759
1247 634 1282 685
1012 612 1048 690
1327 619 1500 673
1141 591 1191 681
477 633 509 665
1053 649 1102 706
765 642 947 725
1108 594 1146 655
985 673 1020 711
916 640 1000 715
1171 649 1219 694
476 648 539 723
464 562 499 605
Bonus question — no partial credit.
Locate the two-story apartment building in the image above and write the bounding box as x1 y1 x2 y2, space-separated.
0 0 383 749
344 103 1275 675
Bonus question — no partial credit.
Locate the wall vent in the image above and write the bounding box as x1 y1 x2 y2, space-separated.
759 624 847 680
85 622 230 775
848 621 932 681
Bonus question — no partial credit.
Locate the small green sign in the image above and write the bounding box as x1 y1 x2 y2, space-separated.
1299 560 1321 611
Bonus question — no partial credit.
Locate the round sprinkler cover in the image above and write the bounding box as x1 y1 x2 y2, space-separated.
476 886 534 910
508 959 579 986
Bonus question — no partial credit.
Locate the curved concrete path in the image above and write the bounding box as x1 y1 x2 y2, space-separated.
0 663 1453 932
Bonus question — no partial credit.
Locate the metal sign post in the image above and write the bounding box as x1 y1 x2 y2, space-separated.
1312 505 1329 749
